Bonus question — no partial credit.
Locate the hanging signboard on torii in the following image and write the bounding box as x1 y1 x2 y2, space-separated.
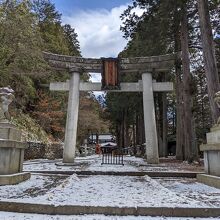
101 58 120 90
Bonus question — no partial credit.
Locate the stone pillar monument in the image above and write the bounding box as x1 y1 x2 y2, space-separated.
197 91 220 189
63 72 80 163
0 87 30 185
142 73 159 164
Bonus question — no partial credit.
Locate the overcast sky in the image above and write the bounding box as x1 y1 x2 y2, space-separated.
51 0 132 58
50 0 135 83
50 0 142 85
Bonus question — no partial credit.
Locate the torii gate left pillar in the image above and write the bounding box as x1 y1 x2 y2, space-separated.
63 71 80 163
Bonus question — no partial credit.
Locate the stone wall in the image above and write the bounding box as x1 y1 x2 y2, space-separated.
24 142 63 160
45 143 63 160
24 142 46 160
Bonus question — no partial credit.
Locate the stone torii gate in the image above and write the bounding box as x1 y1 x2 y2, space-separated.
43 52 176 164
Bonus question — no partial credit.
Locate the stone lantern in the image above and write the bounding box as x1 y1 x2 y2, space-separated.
0 87 30 185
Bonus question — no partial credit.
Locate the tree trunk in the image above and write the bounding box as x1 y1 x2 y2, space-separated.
142 115 145 144
136 114 140 145
197 0 220 124
172 98 176 135
116 123 121 147
133 123 136 155
158 93 164 157
139 104 145 145
155 93 162 156
176 73 185 160
180 4 198 162
191 115 199 159
96 133 99 144
162 92 168 157
124 109 129 147
174 6 185 160
121 110 125 147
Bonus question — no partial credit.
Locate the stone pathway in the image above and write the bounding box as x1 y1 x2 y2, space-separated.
23 155 204 173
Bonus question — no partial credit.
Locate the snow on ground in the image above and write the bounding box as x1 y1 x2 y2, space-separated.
0 174 217 208
23 155 100 172
0 175 67 200
87 156 140 172
155 178 220 207
0 212 219 220
23 156 142 172
32 175 203 207
23 155 204 173
0 155 217 212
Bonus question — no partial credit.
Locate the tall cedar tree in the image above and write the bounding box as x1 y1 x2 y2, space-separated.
197 0 220 123
0 0 108 144
117 0 219 161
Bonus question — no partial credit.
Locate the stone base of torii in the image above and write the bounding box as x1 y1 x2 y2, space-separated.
43 52 177 164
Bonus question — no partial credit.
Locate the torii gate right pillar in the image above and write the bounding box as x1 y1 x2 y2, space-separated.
142 73 159 164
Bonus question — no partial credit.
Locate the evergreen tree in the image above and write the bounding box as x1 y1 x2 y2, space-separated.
108 0 219 161
0 0 105 145
0 0 46 76
63 24 81 56
197 0 220 123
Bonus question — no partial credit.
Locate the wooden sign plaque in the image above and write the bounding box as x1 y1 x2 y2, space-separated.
101 58 120 90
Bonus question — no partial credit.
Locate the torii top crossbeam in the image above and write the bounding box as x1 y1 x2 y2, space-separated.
43 52 177 73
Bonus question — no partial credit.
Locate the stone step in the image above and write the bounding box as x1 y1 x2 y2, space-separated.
27 170 203 178
0 172 30 186
0 201 219 217
197 174 220 189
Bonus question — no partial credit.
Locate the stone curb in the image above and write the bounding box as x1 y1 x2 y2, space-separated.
0 201 219 217
27 170 203 178
197 174 220 189
0 172 31 186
